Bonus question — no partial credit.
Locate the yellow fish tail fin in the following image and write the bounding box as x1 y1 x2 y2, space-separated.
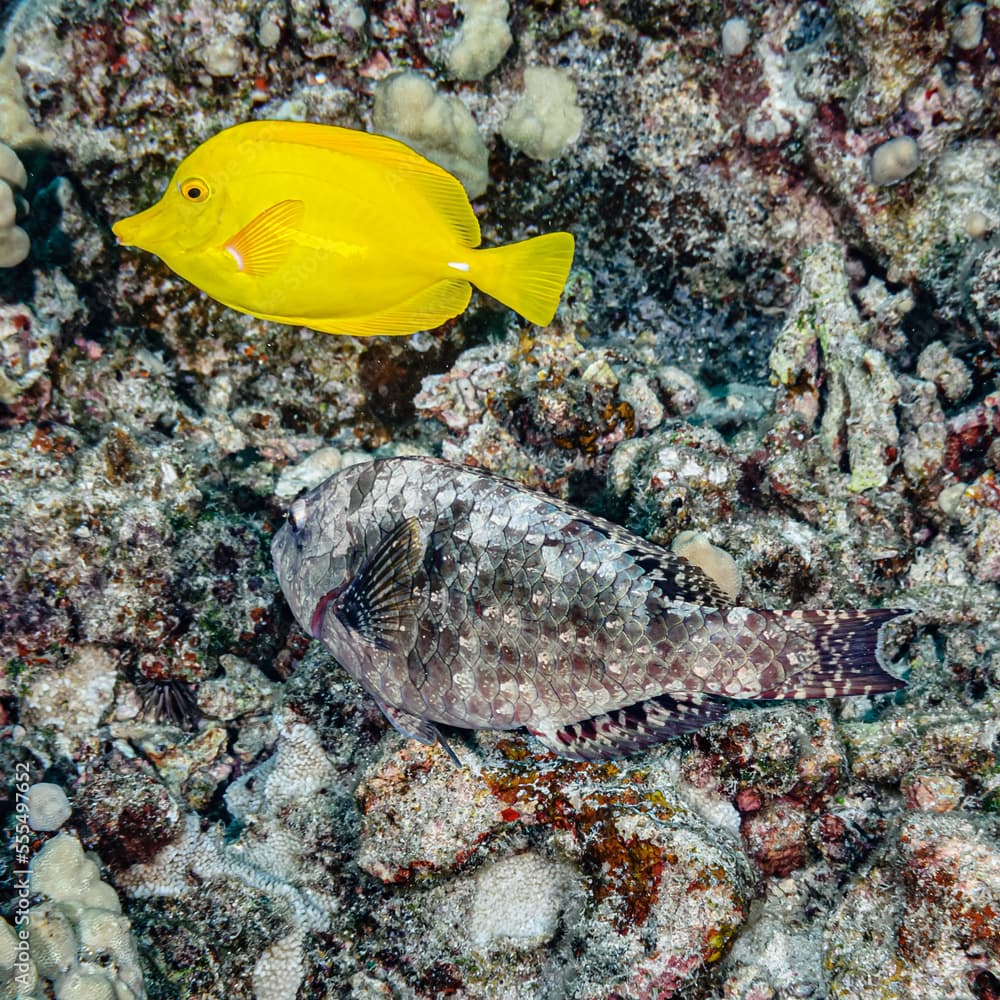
472 232 575 326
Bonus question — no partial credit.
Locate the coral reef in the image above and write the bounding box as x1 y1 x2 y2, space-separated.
770 242 902 493
88 711 346 999
0 302 53 405
8 832 148 1000
355 735 754 998
0 143 28 267
0 0 998 998
826 812 1000 998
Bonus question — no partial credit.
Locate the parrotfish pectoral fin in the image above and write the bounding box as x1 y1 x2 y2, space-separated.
435 732 462 766
223 199 304 276
376 700 461 766
529 692 731 762
377 700 440 744
334 516 423 650
309 279 472 337
472 231 575 326
756 608 908 699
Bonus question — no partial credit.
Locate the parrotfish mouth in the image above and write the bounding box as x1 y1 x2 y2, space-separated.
309 585 343 637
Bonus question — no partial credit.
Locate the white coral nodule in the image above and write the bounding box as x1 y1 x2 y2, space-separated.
0 141 28 266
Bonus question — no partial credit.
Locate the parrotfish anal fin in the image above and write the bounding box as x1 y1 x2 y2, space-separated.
334 517 423 651
311 279 472 337
528 693 731 762
224 199 304 276
376 701 461 766
251 121 481 248
756 608 908 700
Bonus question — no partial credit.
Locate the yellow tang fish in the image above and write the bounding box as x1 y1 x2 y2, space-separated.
113 120 575 337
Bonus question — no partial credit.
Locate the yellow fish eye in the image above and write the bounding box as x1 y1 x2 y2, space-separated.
179 178 210 202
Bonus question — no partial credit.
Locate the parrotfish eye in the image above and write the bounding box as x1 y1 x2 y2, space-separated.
289 497 308 532
179 177 210 203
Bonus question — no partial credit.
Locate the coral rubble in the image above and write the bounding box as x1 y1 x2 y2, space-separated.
0 0 998 997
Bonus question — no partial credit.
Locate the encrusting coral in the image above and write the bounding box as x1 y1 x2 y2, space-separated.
0 40 44 149
3 832 149 1000
373 70 490 198
0 141 27 266
501 67 584 162
114 712 340 1000
444 0 512 82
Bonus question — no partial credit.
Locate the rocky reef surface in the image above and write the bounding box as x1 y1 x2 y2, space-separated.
1 1 999 998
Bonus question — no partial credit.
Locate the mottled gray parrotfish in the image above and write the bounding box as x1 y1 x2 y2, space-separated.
271 457 906 762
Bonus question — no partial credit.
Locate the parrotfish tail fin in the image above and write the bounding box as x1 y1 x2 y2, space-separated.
472 231 575 326
757 608 909 700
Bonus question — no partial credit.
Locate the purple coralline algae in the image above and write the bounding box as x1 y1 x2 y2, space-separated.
0 0 998 998
355 735 754 999
826 812 1000 999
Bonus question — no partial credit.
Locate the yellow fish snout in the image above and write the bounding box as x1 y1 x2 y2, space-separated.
113 202 170 251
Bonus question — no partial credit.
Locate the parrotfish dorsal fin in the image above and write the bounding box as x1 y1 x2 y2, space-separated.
334 516 423 651
528 692 731 762
624 546 735 608
243 120 481 249
224 199 304 276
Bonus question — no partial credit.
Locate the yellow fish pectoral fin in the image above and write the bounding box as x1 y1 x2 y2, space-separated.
307 278 472 337
223 199 305 277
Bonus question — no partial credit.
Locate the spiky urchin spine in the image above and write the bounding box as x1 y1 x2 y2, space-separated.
136 676 200 730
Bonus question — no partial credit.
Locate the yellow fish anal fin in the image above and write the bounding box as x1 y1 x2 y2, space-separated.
249 122 482 249
223 199 304 277
310 278 472 337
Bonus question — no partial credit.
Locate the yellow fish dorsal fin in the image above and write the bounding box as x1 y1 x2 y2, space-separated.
238 121 482 249
223 199 305 276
